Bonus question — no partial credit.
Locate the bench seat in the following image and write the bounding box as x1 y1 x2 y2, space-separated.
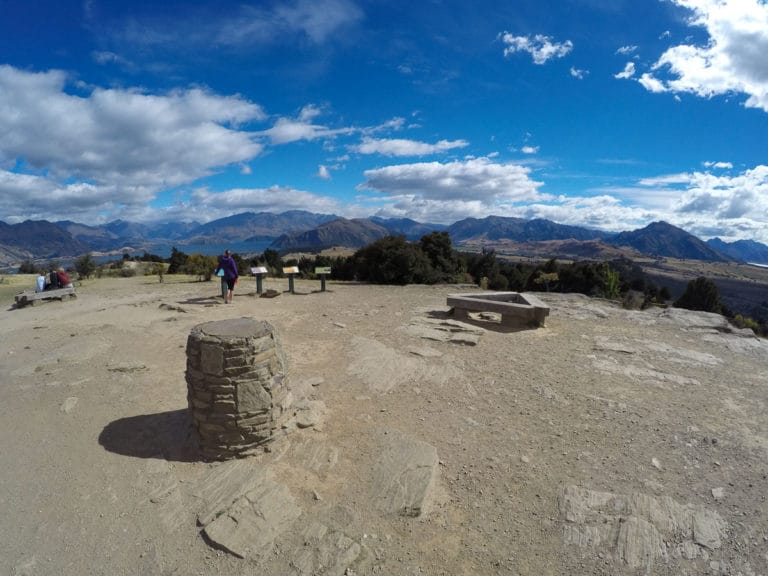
15 286 76 307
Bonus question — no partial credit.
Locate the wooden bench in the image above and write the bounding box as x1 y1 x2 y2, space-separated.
447 291 549 328
15 286 77 308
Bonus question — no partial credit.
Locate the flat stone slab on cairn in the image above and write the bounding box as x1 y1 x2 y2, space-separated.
186 317 292 460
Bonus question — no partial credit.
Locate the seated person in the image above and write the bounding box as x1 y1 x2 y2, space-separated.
36 273 46 293
57 267 73 288
45 270 60 290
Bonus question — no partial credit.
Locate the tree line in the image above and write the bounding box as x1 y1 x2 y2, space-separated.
17 232 766 335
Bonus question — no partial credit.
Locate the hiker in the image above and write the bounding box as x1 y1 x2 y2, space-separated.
36 273 46 292
216 249 239 303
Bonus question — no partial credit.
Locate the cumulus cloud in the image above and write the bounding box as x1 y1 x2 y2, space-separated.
514 195 656 233
674 165 768 219
618 164 768 242
258 105 355 144
0 66 264 183
639 0 768 111
189 185 343 216
0 65 268 221
0 169 155 222
499 33 573 64
614 62 636 79
357 157 549 223
521 146 539 155
351 137 469 157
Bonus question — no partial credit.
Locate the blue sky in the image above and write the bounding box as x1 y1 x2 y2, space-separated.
1 0 767 242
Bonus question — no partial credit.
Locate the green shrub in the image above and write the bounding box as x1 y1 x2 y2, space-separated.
674 277 722 314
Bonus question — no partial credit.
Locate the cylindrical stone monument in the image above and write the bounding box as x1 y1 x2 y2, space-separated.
185 317 292 460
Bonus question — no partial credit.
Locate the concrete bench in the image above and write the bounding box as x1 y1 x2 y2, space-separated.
15 286 77 308
447 291 549 328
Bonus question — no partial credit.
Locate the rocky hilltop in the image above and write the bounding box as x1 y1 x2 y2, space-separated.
1 277 766 575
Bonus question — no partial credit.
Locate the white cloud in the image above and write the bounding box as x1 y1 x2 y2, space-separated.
616 45 638 56
703 161 733 169
0 169 154 222
674 165 768 219
570 67 588 79
499 33 574 65
0 65 267 222
317 165 332 179
514 195 656 233
521 146 540 155
351 137 469 157
357 157 549 224
614 62 636 79
639 0 768 112
258 105 355 144
638 72 667 93
365 117 407 134
602 164 768 242
189 185 343 217
638 173 694 186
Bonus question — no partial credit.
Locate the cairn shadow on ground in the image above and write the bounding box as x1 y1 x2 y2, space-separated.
99 408 202 462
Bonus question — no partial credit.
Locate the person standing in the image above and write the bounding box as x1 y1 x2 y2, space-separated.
217 250 239 303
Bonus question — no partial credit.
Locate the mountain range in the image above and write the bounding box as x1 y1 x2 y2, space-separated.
1 211 766 267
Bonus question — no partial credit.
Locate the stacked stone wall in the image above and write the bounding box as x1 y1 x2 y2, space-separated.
185 318 292 460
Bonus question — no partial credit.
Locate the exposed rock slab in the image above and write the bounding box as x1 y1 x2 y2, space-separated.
347 336 458 393
369 428 439 517
193 459 301 558
559 485 728 571
406 316 484 345
286 522 364 576
193 459 269 526
202 480 301 558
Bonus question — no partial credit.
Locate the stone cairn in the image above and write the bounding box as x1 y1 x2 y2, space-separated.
185 318 292 460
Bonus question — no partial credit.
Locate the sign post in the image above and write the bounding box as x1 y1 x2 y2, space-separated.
250 267 268 294
315 267 332 292
282 266 299 294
